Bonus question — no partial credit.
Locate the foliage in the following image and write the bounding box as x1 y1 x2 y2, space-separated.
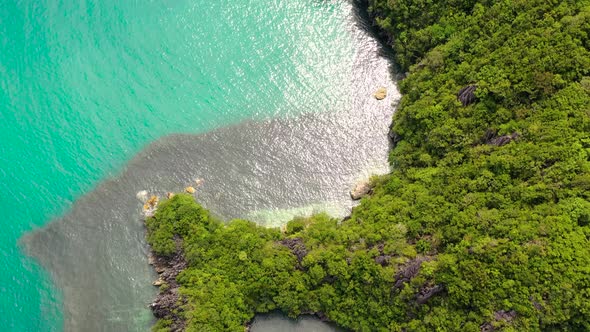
146 0 590 330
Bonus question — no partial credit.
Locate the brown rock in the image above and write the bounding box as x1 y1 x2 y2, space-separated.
185 186 196 194
373 87 387 100
350 181 372 200
152 277 165 287
146 195 159 208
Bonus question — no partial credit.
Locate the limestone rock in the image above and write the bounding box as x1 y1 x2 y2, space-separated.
143 195 159 210
375 255 391 266
416 284 444 305
147 253 155 266
152 277 164 287
185 186 196 194
350 181 372 200
166 192 175 199
142 195 159 217
373 87 387 100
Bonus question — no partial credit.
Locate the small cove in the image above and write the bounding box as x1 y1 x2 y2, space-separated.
7 0 399 330
23 84 400 331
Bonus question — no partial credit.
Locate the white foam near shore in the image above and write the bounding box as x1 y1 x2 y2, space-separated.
247 201 349 228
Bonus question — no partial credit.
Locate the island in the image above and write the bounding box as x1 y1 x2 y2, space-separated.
144 0 590 331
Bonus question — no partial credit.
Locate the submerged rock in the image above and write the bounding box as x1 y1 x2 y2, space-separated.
350 181 372 200
373 87 387 100
136 190 149 203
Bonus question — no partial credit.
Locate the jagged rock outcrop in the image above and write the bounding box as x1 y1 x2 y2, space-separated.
143 195 159 217
388 122 402 148
489 132 520 146
350 180 373 200
279 237 308 267
482 129 520 147
394 257 431 289
374 255 391 266
148 239 187 332
457 85 477 106
415 283 444 304
480 310 517 331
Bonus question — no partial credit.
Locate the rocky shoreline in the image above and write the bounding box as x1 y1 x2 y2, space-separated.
139 85 390 331
142 194 342 332
147 238 187 332
140 182 204 331
140 1 394 328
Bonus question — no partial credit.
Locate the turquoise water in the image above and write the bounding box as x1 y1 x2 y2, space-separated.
1 0 394 330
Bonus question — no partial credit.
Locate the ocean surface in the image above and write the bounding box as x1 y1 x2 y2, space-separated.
1 0 398 331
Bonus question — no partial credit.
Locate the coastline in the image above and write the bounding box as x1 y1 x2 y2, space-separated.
142 193 355 332
147 239 188 331
143 193 360 331
2 0 414 329
141 2 399 328
23 79 398 331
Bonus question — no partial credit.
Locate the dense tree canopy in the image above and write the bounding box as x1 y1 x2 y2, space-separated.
146 0 590 331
